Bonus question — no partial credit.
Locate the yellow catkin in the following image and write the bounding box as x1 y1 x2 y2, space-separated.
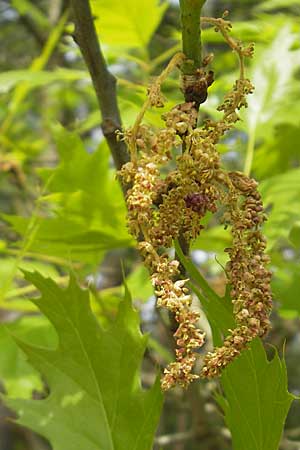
119 15 272 390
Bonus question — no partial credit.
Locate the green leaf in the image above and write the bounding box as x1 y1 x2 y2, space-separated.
1 12 68 134
240 24 300 173
252 124 300 179
0 316 56 398
126 265 153 302
192 225 232 253
241 26 300 146
91 0 167 51
219 339 295 450
259 168 300 248
4 271 163 450
289 222 300 248
0 69 87 94
3 129 133 263
40 129 128 229
256 0 300 11
272 262 300 316
3 215 131 263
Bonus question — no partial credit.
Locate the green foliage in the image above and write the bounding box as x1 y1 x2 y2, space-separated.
242 26 300 142
253 124 300 179
192 224 231 253
219 340 294 450
0 316 56 398
0 69 87 94
259 168 300 248
272 262 300 317
0 255 61 310
289 222 300 249
126 265 153 302
256 0 300 11
91 0 167 52
3 129 132 263
4 271 163 450
1 12 68 135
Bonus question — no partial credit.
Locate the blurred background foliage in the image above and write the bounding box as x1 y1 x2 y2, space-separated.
0 0 300 449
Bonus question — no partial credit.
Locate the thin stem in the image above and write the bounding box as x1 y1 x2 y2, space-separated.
130 52 185 163
201 16 246 79
175 1 207 265
202 17 256 174
179 0 206 75
70 0 129 172
167 2 207 335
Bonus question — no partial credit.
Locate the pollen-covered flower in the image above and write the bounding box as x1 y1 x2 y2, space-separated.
119 15 271 389
201 173 272 378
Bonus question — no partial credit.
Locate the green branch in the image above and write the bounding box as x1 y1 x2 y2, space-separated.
176 0 207 266
70 0 129 172
179 0 206 75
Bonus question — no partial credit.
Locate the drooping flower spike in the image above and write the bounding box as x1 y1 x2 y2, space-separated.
119 14 272 390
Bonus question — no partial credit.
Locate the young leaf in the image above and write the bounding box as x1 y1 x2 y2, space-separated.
259 168 300 248
3 271 163 450
1 12 68 134
218 339 295 450
272 262 300 317
126 265 153 302
0 316 56 398
3 130 133 263
242 26 300 142
3 215 131 264
289 222 300 249
252 124 300 179
40 128 126 231
0 69 87 94
241 24 300 175
192 225 232 253
91 0 167 51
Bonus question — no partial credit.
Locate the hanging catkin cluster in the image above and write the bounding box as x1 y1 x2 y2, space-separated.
119 15 272 390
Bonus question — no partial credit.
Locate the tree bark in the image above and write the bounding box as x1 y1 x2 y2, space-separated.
70 0 129 174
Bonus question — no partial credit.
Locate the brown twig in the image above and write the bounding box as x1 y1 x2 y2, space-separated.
70 0 129 174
